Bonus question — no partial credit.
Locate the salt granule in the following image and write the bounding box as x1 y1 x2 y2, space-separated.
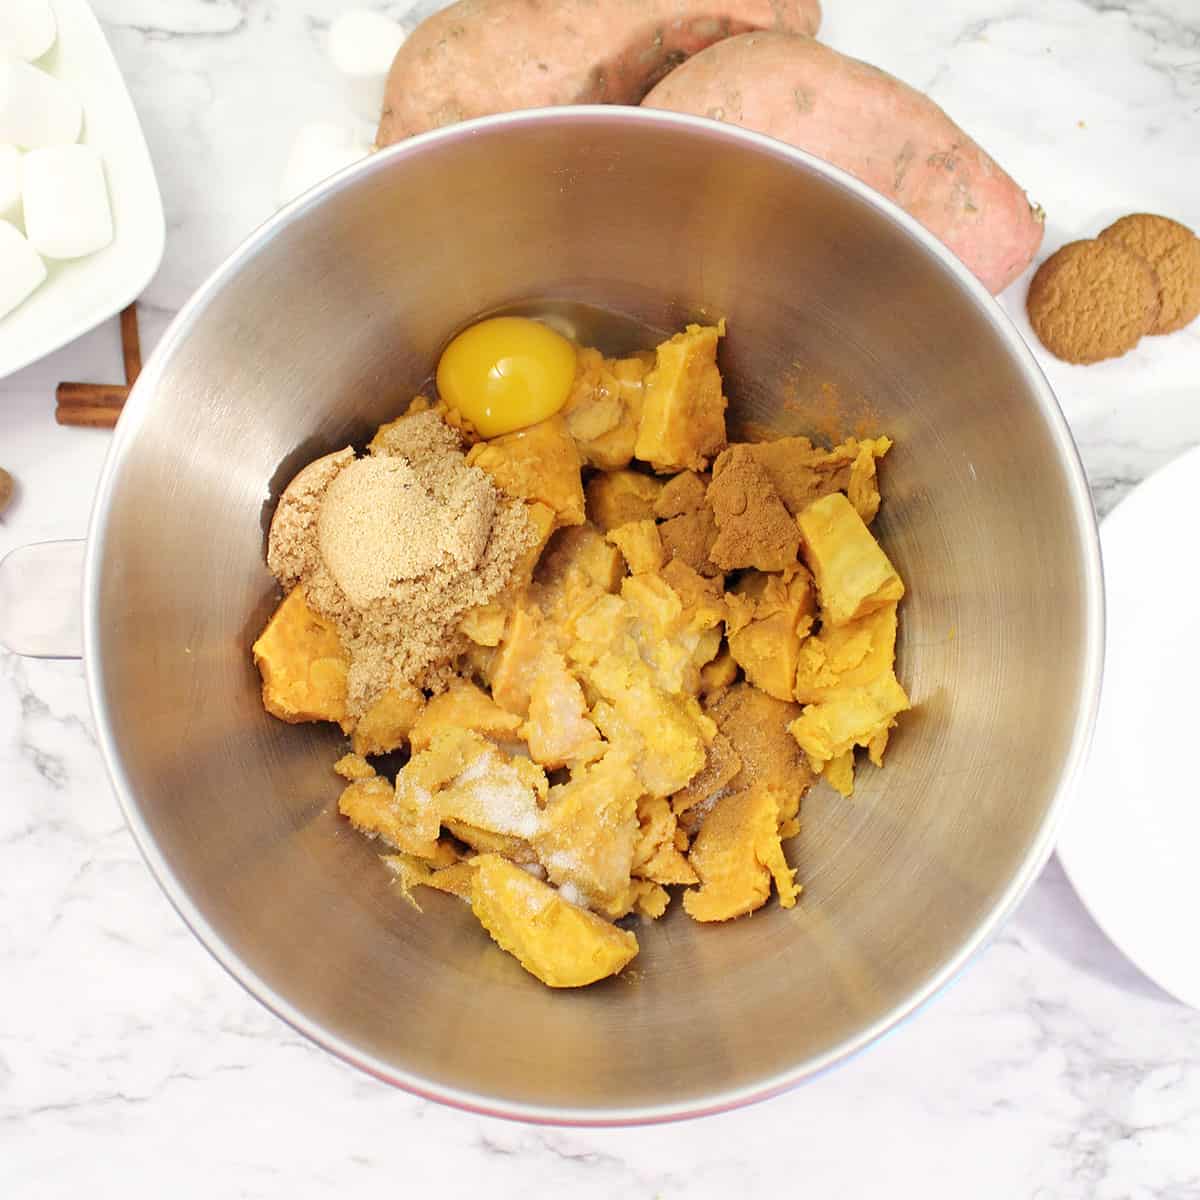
455 754 541 839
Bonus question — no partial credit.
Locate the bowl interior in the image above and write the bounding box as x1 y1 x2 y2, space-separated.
88 110 1099 1122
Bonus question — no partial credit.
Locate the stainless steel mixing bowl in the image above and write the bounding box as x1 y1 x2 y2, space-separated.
84 107 1102 1124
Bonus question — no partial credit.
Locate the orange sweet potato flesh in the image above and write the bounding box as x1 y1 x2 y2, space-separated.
643 32 1044 294
376 0 822 145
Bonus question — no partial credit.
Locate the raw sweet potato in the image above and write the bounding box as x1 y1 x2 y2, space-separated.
643 32 1043 293
376 0 822 145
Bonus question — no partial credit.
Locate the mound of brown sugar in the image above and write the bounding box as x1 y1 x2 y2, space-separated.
267 410 533 714
319 457 457 604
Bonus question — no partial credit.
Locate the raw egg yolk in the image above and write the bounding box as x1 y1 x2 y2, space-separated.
436 316 577 438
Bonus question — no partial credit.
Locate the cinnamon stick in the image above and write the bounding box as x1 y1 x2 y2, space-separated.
120 302 142 386
56 381 130 407
56 399 125 428
54 302 143 429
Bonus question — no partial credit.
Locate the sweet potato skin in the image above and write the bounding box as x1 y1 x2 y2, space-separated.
643 32 1043 294
376 0 822 145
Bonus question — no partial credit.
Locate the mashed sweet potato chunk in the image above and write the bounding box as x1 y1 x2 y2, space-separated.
683 785 800 922
634 323 728 472
533 752 642 916
252 588 351 730
470 854 639 988
351 686 425 756
468 415 585 526
796 492 904 626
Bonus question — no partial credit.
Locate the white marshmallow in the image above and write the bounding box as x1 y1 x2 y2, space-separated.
23 144 113 259
0 59 82 148
327 9 407 118
0 0 57 62
0 218 46 319
278 122 369 208
0 145 20 219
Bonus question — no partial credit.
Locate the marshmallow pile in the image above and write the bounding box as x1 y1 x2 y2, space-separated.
0 0 114 321
276 8 407 208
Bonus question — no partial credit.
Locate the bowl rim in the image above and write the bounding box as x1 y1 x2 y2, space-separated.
83 104 1105 1127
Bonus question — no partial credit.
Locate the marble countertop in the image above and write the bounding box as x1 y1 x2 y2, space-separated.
3 0 1199 1195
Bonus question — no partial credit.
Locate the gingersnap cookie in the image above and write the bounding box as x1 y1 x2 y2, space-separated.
1026 238 1159 364
1150 238 1200 333
1099 213 1200 334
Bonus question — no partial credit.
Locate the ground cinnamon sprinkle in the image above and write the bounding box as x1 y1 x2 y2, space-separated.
706 444 801 572
267 410 534 714
652 470 722 578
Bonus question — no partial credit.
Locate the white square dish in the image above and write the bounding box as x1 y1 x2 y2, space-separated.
0 0 164 380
